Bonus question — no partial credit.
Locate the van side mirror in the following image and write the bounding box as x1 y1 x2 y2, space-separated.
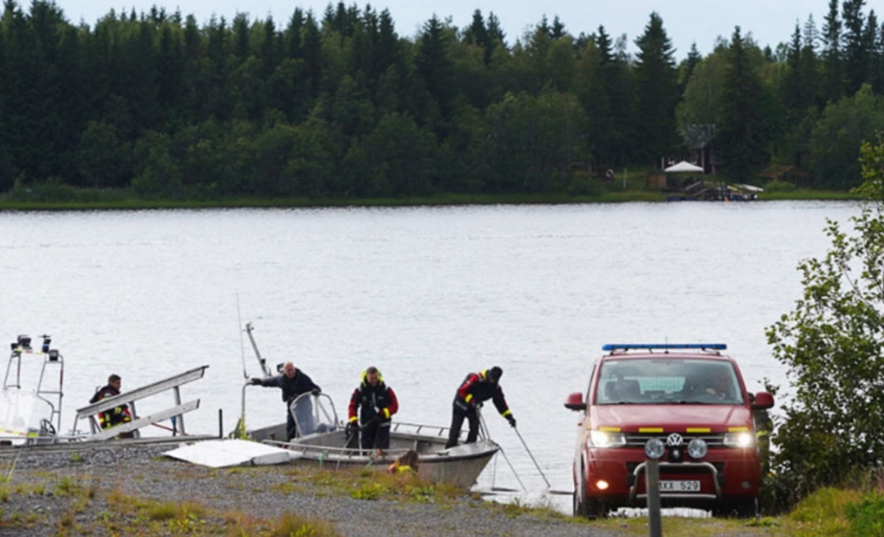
751 392 774 410
564 392 587 411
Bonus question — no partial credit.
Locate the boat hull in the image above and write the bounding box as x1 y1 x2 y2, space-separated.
248 423 499 488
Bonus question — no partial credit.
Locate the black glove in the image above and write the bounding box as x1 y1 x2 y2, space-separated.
311 388 321 396
507 415 516 428
249 377 262 385
346 422 359 436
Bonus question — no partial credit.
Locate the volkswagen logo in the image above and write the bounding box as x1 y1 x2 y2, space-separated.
666 433 684 446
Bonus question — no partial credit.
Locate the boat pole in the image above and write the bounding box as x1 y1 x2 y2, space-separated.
237 292 247 379
513 426 551 488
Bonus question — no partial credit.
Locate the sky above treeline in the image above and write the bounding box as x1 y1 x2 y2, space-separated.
56 0 832 59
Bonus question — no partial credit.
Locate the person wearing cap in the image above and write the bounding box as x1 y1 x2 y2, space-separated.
445 366 515 449
250 362 321 441
347 366 399 450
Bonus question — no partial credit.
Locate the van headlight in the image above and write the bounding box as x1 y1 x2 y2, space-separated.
589 430 627 448
723 431 756 448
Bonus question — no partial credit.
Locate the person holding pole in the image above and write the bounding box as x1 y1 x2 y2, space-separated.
445 366 515 449
347 366 398 450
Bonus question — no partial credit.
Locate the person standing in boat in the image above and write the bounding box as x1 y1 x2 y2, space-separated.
250 362 321 441
347 366 399 450
445 366 515 449
90 374 133 434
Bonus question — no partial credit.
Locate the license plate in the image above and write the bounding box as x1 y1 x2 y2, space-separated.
659 480 700 492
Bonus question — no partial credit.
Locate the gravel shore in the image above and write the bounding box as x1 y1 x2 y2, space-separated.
0 441 625 537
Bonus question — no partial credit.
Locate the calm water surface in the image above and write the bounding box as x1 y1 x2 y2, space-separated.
0 201 862 509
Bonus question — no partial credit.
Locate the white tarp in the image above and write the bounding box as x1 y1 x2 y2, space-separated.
0 389 47 445
664 161 704 173
164 439 301 468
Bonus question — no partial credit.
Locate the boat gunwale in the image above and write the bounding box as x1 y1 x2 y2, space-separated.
261 431 499 464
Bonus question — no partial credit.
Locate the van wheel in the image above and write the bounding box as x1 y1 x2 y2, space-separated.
586 499 608 519
573 464 608 519
573 466 589 517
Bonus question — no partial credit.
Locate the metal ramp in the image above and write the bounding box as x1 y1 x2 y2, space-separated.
73 365 208 441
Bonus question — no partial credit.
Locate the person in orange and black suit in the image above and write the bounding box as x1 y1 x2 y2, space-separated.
445 366 515 449
347 366 399 450
90 374 133 436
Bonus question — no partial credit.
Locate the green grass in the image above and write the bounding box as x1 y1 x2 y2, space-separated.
0 181 863 211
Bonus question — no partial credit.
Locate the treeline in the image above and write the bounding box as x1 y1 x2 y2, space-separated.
1 0 884 199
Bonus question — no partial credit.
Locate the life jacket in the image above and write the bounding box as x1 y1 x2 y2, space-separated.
91 385 132 430
454 370 512 419
348 369 399 425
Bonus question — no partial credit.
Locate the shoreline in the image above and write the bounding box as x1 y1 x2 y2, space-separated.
0 190 861 212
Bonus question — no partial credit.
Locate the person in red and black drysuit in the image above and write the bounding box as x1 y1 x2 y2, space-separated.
347 366 398 450
90 374 133 432
445 366 515 449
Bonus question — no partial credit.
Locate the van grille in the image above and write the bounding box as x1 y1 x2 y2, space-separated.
624 433 727 448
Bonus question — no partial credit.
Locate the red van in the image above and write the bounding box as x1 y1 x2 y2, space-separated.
564 343 774 518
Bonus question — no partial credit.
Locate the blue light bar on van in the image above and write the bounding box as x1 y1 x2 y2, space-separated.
602 343 727 351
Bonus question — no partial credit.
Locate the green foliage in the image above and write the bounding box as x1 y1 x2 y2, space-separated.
350 482 387 500
270 512 339 537
787 487 856 534
846 494 884 537
231 418 248 440
765 136 884 510
808 85 884 190
676 51 726 133
632 13 679 164
716 27 776 182
1 0 884 200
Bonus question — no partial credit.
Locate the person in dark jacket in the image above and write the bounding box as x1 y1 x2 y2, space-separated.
445 366 515 449
90 374 133 435
347 366 399 450
251 362 321 441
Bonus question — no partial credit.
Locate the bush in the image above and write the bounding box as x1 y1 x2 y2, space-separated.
765 137 884 510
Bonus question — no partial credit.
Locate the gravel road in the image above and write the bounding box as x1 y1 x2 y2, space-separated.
0 441 625 537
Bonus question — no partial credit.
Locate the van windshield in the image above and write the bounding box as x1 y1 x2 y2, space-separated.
596 359 742 405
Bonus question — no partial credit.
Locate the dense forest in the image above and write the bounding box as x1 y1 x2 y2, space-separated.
1 0 883 200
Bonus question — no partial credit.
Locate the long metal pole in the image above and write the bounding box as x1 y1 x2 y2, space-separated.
646 458 663 537
513 427 551 488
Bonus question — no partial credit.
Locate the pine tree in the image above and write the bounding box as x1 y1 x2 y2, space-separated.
717 27 769 182
842 0 868 95
632 12 679 166
820 0 843 103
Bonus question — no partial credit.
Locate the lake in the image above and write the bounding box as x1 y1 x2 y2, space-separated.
0 200 862 510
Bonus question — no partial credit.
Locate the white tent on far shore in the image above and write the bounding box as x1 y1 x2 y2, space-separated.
664 161 704 173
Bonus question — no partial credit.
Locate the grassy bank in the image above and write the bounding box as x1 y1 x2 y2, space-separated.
3 453 882 536
0 187 861 211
